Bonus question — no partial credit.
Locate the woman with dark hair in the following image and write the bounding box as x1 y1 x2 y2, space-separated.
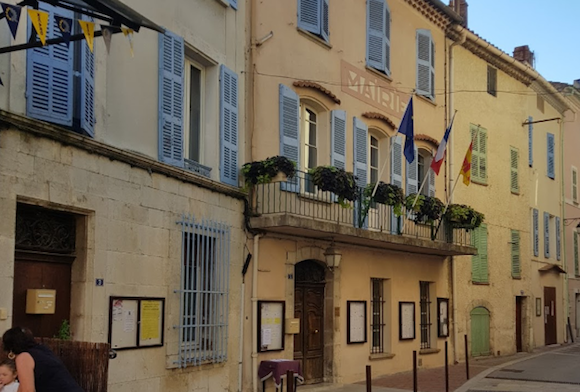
2 327 84 392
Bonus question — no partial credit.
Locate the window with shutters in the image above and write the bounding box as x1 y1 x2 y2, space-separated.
471 224 489 283
532 209 539 257
370 136 380 184
470 125 488 184
510 147 519 194
572 167 578 204
26 3 95 137
301 104 319 194
575 232 579 276
297 0 329 43
547 133 555 179
511 230 520 278
366 0 391 75
417 149 434 196
544 212 551 258
416 29 435 100
183 59 206 173
487 66 497 96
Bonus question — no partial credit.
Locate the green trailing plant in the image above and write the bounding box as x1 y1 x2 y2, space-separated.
242 156 296 186
54 319 71 341
309 166 357 207
444 203 485 229
405 194 445 223
364 182 405 216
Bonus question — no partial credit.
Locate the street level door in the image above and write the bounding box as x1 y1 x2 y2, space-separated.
515 296 523 352
544 286 557 345
294 260 325 384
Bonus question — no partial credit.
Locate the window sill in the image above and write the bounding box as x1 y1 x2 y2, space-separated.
471 179 488 186
365 66 392 83
419 348 440 355
512 276 522 280
415 93 436 107
472 281 489 285
369 352 396 361
511 190 520 195
297 28 332 50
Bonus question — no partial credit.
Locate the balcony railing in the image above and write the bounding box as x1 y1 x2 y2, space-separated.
250 170 471 247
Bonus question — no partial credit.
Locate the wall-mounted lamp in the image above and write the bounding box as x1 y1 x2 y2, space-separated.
564 217 580 234
324 243 342 270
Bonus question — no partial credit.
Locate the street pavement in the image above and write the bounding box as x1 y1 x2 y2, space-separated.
298 343 580 392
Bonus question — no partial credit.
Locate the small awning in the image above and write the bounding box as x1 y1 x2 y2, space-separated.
538 264 566 274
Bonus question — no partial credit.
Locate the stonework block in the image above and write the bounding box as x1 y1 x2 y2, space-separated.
34 156 71 186
98 156 131 182
151 173 181 195
71 149 100 174
141 186 171 211
0 198 16 238
106 221 141 254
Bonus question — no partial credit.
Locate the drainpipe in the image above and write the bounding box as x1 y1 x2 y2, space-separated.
251 234 261 392
448 26 466 364
561 117 569 342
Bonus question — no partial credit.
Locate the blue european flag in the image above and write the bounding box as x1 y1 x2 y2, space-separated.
398 98 415 163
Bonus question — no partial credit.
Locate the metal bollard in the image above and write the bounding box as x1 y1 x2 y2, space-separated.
413 350 418 392
445 341 449 392
366 365 372 392
286 370 294 392
464 334 470 380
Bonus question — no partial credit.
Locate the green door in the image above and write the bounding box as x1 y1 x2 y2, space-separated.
470 307 491 357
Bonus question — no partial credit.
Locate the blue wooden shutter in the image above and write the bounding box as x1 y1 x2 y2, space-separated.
158 30 184 167
528 116 533 167
353 117 368 228
229 0 238 10
533 209 539 257
26 4 74 126
220 65 239 186
406 145 418 196
298 0 320 34
331 110 346 170
321 0 329 42
366 0 385 71
391 135 403 233
80 14 95 137
385 2 391 75
547 133 555 179
544 212 550 258
416 29 432 99
556 216 561 261
279 84 300 193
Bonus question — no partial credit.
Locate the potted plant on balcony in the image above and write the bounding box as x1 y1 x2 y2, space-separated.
444 204 484 229
242 156 296 186
364 182 405 216
309 165 357 207
405 194 444 223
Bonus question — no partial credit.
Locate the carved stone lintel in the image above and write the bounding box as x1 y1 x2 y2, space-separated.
16 205 76 253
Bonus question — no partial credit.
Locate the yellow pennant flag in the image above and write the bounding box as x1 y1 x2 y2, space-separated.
78 20 95 53
122 27 134 57
27 9 49 45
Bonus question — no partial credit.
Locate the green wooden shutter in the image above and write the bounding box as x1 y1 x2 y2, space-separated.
511 230 520 278
479 129 488 183
574 232 579 276
471 226 480 282
510 147 519 193
470 125 480 180
472 225 488 283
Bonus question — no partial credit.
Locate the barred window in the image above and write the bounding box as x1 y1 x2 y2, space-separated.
371 278 385 353
177 215 230 367
420 281 431 349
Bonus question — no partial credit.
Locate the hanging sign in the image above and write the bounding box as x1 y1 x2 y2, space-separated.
1 3 22 39
27 9 49 45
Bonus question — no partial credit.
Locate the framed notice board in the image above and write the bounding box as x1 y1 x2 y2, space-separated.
108 296 165 350
257 300 285 352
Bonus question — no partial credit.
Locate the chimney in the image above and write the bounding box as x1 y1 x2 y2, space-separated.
449 0 468 27
513 45 535 68
574 79 580 89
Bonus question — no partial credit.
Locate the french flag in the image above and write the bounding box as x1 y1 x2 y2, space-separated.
430 112 456 175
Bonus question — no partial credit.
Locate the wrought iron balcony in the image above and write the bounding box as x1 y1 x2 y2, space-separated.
248 170 475 256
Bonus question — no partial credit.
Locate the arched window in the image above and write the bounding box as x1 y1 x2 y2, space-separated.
368 129 390 184
302 104 318 193
418 148 434 196
370 135 380 184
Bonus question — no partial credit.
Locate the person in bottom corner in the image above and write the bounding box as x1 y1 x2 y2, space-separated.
2 326 84 392
0 359 19 392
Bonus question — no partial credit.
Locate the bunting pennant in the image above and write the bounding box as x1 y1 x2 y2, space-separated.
1 3 22 39
122 27 134 57
55 15 72 47
78 20 95 53
101 25 113 54
27 9 49 45
0 75 3 86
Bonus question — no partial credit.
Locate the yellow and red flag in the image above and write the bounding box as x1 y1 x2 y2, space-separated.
27 9 48 45
460 142 473 186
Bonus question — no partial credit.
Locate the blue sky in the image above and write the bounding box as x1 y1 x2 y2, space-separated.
467 1 579 84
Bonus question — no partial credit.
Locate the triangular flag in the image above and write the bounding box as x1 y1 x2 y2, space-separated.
27 9 49 46
78 20 95 53
101 25 113 54
1 3 22 39
0 75 3 86
55 15 72 47
122 27 134 57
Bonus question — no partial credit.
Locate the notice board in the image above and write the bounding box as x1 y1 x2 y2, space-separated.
108 296 165 350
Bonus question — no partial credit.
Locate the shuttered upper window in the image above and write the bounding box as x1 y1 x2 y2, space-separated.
510 147 519 194
297 0 329 43
573 167 578 204
511 230 520 278
575 232 579 276
416 29 435 100
366 0 391 75
26 3 95 137
547 133 555 179
532 209 539 257
471 224 488 283
487 66 497 96
470 125 488 184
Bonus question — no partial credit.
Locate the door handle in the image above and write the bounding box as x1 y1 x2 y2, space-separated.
314 329 319 334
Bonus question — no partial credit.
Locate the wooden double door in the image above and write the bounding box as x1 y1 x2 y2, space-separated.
294 261 325 384
544 286 557 345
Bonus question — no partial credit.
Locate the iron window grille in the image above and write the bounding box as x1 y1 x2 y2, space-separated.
420 281 431 349
371 278 385 353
